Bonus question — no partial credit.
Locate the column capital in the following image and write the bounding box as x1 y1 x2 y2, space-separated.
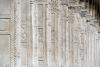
51 0 61 12
93 21 99 29
30 1 34 4
30 0 37 4
90 18 95 25
74 5 83 12
98 26 100 33
81 9 88 17
68 6 75 10
68 1 77 7
86 14 92 22
47 0 51 3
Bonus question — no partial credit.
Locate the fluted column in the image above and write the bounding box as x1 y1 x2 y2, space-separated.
84 21 88 67
85 18 89 67
93 20 97 67
66 8 70 67
51 0 61 66
73 11 80 67
98 29 100 67
89 25 93 67
90 18 95 67
30 0 38 67
88 15 92 67
75 5 85 67
46 1 51 67
37 0 52 66
93 22 99 67
60 4 68 67
80 9 88 67
72 5 85 67
68 1 78 66
93 26 95 67
85 14 93 67
81 9 88 67
68 6 74 67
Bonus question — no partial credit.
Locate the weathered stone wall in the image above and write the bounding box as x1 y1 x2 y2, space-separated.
0 0 100 67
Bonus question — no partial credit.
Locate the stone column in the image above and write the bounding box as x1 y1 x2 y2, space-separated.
84 21 88 67
30 0 38 67
80 10 88 67
97 24 99 67
68 7 73 67
81 9 88 67
59 14 63 67
98 29 100 67
90 18 95 67
66 9 70 67
46 1 51 67
60 4 68 67
88 15 92 67
85 18 90 67
86 14 92 67
89 25 93 67
62 5 68 67
93 21 97 67
51 0 61 66
77 5 85 67
73 12 80 67
93 22 99 67
14 0 21 67
93 26 95 67
68 1 77 66
37 0 51 67
73 5 83 67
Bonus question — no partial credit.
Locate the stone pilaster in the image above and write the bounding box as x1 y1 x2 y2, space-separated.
46 1 51 67
85 19 89 67
37 1 45 67
93 20 98 67
73 5 83 67
98 29 100 67
93 21 99 67
60 4 68 67
90 18 95 67
68 5 74 67
66 9 70 67
81 9 88 67
89 25 93 67
30 0 38 67
0 0 100 67
85 14 92 67
93 26 95 67
51 0 61 66
88 15 92 67
14 0 21 67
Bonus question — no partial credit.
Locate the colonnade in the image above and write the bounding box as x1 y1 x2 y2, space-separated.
30 0 100 67
12 0 100 67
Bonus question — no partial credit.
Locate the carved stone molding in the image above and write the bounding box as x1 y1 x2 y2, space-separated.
86 14 92 22
81 9 88 17
14 0 21 66
75 5 83 13
21 24 27 42
51 0 61 12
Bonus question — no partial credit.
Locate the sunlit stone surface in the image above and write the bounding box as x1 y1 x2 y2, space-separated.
0 0 100 67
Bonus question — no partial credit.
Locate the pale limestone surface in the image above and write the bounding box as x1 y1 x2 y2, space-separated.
0 0 100 67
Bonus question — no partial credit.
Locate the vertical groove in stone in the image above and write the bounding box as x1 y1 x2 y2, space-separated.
32 1 38 67
51 0 61 66
11 0 100 67
46 2 51 67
